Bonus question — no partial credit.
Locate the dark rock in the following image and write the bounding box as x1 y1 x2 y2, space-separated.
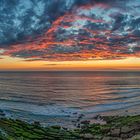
121 126 134 133
78 114 84 119
102 137 122 140
101 127 110 134
110 128 120 137
80 133 94 140
130 123 140 131
102 137 111 140
94 114 102 120
73 112 78 115
77 114 85 122
77 123 81 128
62 127 68 131
81 120 90 125
94 115 105 122
33 121 41 127
120 133 129 139
51 125 61 130
0 110 5 116
121 130 135 139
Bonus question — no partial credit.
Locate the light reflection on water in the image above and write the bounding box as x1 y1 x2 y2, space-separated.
0 71 140 126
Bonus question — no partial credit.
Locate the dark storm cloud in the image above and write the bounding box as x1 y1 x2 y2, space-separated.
0 0 140 60
0 0 128 45
0 0 76 46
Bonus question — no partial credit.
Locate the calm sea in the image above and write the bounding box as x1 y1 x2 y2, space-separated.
0 71 140 127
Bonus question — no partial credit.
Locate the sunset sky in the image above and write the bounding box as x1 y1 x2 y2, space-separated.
0 0 140 71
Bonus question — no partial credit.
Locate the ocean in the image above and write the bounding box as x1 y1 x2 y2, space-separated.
0 71 140 127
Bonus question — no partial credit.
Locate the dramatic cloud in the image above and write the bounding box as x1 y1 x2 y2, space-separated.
0 0 140 61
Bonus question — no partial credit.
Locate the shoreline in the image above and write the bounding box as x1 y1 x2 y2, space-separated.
0 107 140 129
0 115 140 140
0 106 140 128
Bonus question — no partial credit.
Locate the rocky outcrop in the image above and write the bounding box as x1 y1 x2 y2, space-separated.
0 115 139 140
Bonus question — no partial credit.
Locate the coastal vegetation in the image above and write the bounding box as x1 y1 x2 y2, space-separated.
0 115 140 140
